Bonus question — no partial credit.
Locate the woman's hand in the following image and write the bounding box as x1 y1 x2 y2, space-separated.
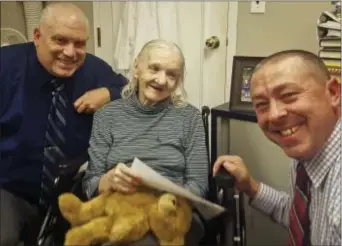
98 163 142 194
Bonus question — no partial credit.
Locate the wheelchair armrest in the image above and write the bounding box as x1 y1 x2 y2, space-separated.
214 167 235 188
73 169 86 181
37 158 88 245
53 154 88 197
59 153 88 177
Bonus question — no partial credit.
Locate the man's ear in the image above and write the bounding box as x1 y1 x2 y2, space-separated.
33 27 41 46
326 77 341 108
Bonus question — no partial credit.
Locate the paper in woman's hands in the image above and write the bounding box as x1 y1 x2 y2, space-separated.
131 157 225 220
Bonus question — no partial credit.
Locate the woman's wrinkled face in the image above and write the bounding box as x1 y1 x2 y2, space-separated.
134 48 182 106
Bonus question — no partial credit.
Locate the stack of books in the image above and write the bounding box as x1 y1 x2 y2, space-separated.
317 9 341 83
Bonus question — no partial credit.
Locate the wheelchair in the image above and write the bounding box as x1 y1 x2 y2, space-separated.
35 106 246 246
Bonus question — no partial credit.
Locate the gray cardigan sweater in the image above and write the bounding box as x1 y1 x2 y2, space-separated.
83 93 209 198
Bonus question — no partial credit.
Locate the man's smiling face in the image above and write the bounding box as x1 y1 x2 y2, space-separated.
251 56 340 160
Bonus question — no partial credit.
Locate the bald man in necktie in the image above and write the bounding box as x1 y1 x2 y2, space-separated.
0 3 126 245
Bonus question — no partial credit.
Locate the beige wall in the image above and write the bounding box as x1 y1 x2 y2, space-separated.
1 1 27 36
236 1 331 56
1 1 95 54
2 1 331 56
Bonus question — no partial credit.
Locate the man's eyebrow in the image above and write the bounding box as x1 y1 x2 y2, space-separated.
251 94 266 101
252 82 303 100
272 82 302 93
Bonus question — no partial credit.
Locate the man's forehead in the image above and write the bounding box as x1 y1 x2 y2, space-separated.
44 17 88 38
251 57 312 94
259 56 306 74
252 56 310 82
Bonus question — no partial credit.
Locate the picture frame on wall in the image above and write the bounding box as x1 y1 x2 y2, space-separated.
229 56 265 114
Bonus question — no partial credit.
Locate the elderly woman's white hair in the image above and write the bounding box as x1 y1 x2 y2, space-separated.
121 39 188 107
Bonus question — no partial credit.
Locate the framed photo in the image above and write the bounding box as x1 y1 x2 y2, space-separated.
229 56 265 114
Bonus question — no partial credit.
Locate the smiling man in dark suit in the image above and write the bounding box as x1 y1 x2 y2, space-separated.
0 3 126 245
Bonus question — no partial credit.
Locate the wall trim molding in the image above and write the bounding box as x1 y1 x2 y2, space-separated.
198 2 206 108
225 2 238 103
92 2 101 57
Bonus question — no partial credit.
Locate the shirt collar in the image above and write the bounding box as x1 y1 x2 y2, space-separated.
129 91 171 114
27 43 55 88
303 119 341 189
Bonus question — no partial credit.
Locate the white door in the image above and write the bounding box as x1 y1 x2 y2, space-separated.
92 2 237 110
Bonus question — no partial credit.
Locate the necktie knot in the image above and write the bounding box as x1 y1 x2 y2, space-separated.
296 163 311 194
50 79 64 92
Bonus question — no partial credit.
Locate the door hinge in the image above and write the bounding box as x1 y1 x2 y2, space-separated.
226 37 228 46
97 27 101 47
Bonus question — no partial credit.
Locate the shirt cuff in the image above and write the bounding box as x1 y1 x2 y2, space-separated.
107 86 121 101
250 183 280 215
85 176 101 199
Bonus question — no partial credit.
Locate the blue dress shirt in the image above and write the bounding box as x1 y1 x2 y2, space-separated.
0 42 126 205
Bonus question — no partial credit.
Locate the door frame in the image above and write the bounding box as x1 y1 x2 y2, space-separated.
225 2 238 103
92 2 238 105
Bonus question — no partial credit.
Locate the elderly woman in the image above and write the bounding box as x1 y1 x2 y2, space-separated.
83 39 208 246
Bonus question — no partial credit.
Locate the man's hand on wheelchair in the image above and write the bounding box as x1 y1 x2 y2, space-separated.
98 163 142 194
213 155 260 198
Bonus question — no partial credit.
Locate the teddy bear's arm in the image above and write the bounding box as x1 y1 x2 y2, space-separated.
59 192 108 226
78 193 108 222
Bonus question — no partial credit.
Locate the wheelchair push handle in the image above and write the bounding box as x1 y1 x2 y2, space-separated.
201 105 210 116
214 166 235 188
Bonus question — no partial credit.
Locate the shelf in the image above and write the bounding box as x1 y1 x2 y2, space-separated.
211 103 257 123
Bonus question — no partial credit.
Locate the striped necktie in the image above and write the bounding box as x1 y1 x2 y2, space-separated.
39 79 68 209
288 163 311 246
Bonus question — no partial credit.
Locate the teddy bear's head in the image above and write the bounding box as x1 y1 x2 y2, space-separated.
157 193 178 216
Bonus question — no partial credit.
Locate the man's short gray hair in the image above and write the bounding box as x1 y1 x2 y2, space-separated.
39 3 89 30
252 49 330 82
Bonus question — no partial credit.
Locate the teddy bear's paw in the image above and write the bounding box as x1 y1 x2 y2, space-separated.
109 215 149 244
59 193 82 214
64 227 92 246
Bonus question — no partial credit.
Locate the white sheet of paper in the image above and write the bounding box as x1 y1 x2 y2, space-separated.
131 157 226 220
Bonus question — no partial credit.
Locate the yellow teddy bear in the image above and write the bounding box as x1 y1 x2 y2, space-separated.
58 189 193 246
